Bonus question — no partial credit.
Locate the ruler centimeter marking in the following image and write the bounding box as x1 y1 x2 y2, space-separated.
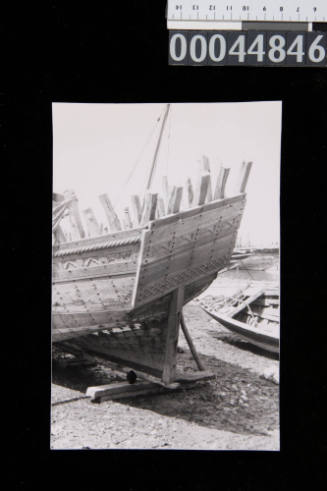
167 1 327 28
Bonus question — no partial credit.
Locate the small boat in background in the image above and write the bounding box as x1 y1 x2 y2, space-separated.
201 288 279 354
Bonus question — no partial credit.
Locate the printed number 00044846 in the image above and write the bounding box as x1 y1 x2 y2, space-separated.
168 31 327 66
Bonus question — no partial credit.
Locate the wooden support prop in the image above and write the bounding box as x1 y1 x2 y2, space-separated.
122 207 133 229
130 194 142 226
180 312 205 371
141 192 158 225
186 177 194 208
167 186 183 214
64 190 86 239
237 161 253 193
214 166 230 200
162 287 184 385
99 193 122 232
156 196 166 218
194 173 211 206
83 208 100 237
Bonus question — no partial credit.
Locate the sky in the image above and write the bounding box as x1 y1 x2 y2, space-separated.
52 101 281 247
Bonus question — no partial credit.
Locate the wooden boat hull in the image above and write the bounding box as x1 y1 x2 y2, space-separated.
52 194 246 343
202 290 279 354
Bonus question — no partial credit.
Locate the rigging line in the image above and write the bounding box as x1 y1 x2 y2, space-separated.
114 108 164 207
146 103 171 191
165 105 173 176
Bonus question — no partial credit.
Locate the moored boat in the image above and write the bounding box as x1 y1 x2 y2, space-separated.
201 288 279 354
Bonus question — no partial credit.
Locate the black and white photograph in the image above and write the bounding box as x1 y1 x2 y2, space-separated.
51 101 281 450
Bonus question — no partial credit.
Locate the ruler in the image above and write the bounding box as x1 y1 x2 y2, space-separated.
167 1 327 66
167 1 327 29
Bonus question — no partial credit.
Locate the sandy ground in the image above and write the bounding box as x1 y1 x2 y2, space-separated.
51 277 279 451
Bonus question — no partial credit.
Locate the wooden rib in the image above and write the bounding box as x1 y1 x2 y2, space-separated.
162 175 170 209
194 173 211 206
162 176 169 198
141 192 158 225
201 156 212 202
167 186 176 214
167 186 183 214
156 196 166 218
53 192 65 203
202 155 210 173
237 161 253 193
186 178 194 208
122 207 133 229
130 195 142 226
214 166 230 199
64 190 86 239
53 225 66 244
83 208 100 237
99 193 122 232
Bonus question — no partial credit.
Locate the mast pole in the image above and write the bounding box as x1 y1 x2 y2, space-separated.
146 103 171 191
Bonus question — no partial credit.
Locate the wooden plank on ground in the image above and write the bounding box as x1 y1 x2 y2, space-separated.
175 370 214 383
86 381 180 402
214 166 230 200
99 193 122 232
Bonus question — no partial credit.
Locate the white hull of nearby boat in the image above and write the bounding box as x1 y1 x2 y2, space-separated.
204 310 279 354
201 288 279 354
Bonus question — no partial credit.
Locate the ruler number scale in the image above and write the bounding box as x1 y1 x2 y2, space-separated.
168 1 327 24
167 1 327 66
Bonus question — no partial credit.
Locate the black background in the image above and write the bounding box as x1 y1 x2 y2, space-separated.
4 2 327 490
